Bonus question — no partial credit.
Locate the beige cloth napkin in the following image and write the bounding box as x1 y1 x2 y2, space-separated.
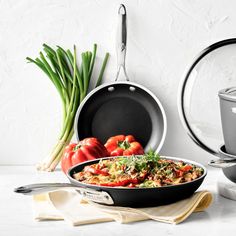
33 190 212 226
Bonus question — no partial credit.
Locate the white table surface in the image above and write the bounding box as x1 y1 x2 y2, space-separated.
0 166 236 236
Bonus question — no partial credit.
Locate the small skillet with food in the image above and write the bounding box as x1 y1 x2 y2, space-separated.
14 153 207 207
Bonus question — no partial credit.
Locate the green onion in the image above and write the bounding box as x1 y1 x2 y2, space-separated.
27 44 109 171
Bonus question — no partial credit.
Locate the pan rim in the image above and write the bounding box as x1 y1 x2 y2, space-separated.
67 155 207 190
74 81 167 153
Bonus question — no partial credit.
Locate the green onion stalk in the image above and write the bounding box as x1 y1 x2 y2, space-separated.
27 44 109 171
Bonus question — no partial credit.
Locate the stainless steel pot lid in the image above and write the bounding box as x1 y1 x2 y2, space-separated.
178 38 236 157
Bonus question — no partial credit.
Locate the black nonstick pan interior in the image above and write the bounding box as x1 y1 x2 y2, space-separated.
74 82 166 152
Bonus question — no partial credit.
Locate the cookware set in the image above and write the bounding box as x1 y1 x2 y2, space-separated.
15 5 236 206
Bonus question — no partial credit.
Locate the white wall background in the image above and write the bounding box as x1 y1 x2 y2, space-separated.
0 0 235 165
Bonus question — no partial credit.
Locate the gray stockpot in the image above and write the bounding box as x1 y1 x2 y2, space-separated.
219 87 236 156
178 38 236 183
74 5 167 153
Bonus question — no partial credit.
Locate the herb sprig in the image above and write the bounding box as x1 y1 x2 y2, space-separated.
117 150 160 172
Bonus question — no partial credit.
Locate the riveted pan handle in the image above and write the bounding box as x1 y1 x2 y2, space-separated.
115 4 130 81
14 183 114 205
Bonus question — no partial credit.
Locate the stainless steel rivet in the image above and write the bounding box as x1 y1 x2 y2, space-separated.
108 87 115 92
129 86 136 92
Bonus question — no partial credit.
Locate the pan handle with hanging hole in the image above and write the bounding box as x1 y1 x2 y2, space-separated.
14 183 114 205
115 4 129 81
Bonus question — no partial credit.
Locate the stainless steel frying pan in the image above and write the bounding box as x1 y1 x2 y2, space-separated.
74 5 167 152
14 156 207 207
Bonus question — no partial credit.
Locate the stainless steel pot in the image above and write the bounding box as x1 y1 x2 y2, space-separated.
209 145 236 183
219 87 236 155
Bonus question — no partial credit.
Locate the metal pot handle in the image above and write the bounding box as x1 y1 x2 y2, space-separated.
115 4 130 82
14 183 114 205
208 159 236 168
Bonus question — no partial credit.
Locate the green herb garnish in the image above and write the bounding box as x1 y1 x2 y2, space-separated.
116 150 160 172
